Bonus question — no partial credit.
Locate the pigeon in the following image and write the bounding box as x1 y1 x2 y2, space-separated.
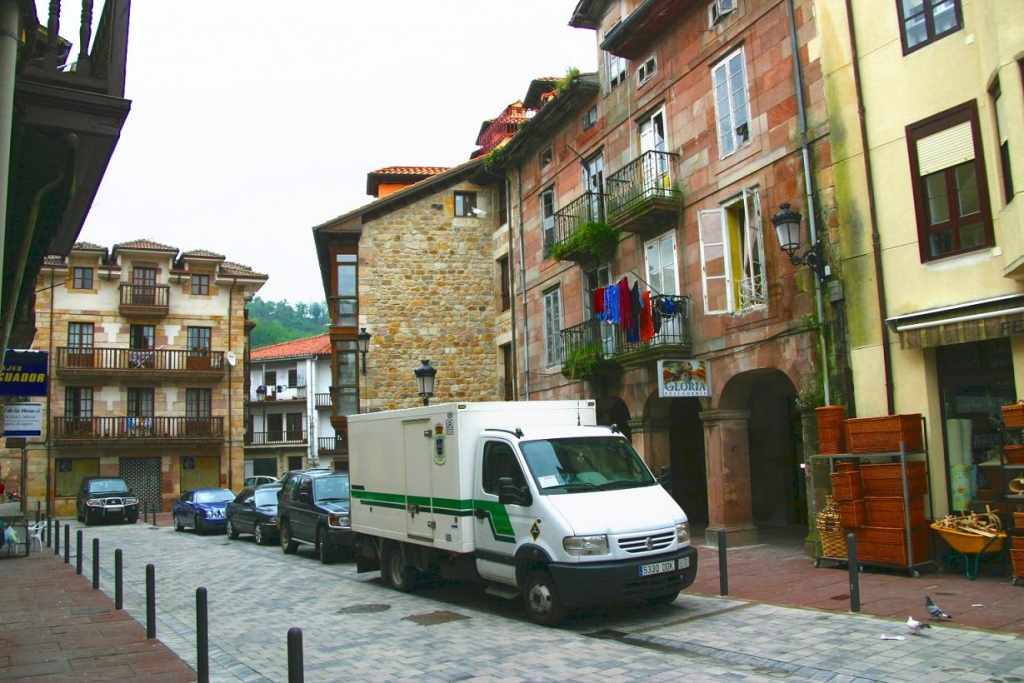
906 616 931 635
925 595 952 620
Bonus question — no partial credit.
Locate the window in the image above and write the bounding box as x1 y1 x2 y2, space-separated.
583 105 598 131
188 327 211 351
65 387 93 419
498 181 509 224
72 267 93 290
68 322 94 349
541 188 556 256
501 344 514 401
129 325 155 350
540 147 553 169
638 109 671 193
645 233 679 298
286 413 303 441
637 56 657 86
543 287 562 368
482 441 525 495
709 0 737 25
990 79 1015 205
127 388 155 418
585 264 616 354
191 274 210 295
186 388 212 417
131 266 157 305
264 370 277 387
698 187 766 314
897 0 961 54
907 101 993 261
454 191 477 217
333 340 359 417
606 50 627 90
267 413 283 442
288 369 298 387
332 251 358 327
498 256 511 312
712 48 751 157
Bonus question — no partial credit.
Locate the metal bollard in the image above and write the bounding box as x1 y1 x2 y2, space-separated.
35 501 40 523
115 549 123 610
54 518 60 555
76 530 83 575
287 627 304 683
63 524 69 563
847 532 861 613
46 517 52 549
92 537 100 589
146 564 156 639
197 587 209 683
718 528 729 597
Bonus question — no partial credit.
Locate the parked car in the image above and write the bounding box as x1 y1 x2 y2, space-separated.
172 488 235 534
225 483 281 545
243 475 278 487
277 469 352 563
76 477 140 526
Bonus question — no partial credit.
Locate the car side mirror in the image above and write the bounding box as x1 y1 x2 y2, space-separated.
658 466 671 488
298 491 311 504
244 497 254 506
498 476 532 507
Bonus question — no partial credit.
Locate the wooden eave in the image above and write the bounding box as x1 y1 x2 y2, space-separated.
600 0 695 59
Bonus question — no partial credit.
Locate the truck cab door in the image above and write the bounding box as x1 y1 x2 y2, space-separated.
474 439 533 584
404 418 435 542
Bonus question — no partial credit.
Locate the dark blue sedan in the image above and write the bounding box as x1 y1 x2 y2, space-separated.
225 483 281 545
172 488 235 535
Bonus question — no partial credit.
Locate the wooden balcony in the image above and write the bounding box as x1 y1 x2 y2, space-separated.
55 347 226 380
52 416 224 446
605 151 681 235
119 283 170 316
246 431 308 447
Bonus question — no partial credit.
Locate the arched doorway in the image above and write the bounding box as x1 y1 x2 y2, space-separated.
669 397 708 524
598 396 632 443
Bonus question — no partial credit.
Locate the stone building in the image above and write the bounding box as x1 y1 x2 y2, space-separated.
22 239 265 516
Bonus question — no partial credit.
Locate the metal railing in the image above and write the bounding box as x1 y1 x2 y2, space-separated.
548 191 605 258
246 431 308 446
317 436 347 455
605 150 679 218
52 416 224 440
118 284 170 311
314 392 333 409
55 347 225 372
559 295 692 367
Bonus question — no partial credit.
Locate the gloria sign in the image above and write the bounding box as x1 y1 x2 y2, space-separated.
658 360 710 397
0 350 49 397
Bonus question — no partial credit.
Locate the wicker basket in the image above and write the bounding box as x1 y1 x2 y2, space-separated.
830 471 863 501
1012 536 1024 551
855 525 928 565
820 530 848 558
816 406 847 454
835 461 860 472
1013 549 1024 577
1005 445 1024 465
839 499 867 527
845 414 924 454
817 496 848 558
1002 402 1024 429
865 496 926 528
860 461 928 497
1015 511 1024 528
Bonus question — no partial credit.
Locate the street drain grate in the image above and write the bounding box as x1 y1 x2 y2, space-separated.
71 607 110 615
584 629 629 641
402 610 470 626
337 604 391 615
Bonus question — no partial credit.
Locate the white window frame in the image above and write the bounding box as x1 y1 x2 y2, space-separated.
712 47 751 158
541 187 556 255
644 231 679 297
637 56 657 86
709 0 737 26
606 50 627 90
698 187 766 315
543 287 563 368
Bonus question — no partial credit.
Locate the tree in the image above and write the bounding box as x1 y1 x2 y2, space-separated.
247 297 330 348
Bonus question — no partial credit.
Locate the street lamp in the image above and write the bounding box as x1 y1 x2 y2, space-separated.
771 203 827 284
356 328 371 375
414 360 436 406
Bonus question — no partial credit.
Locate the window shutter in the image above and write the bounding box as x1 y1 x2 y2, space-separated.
916 121 973 176
699 209 731 314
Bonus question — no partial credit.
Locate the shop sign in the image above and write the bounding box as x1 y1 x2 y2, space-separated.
4 402 42 437
0 350 49 397
658 360 710 397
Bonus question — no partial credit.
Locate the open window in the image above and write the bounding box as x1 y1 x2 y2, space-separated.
698 187 766 315
711 47 751 158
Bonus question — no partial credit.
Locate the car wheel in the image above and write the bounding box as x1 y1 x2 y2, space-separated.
127 514 138 525
280 520 298 554
380 542 414 591
226 520 239 540
254 523 267 545
173 514 183 532
77 509 84 523
317 527 337 564
84 512 94 527
194 515 204 535
646 590 680 606
522 570 566 627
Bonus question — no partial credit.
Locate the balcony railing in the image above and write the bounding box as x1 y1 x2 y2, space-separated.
52 416 224 442
119 283 170 315
605 150 680 233
55 347 226 375
547 191 606 260
251 386 307 402
317 436 347 455
315 391 333 410
246 431 308 446
560 295 692 376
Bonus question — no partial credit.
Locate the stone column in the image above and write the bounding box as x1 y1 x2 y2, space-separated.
700 409 757 547
800 407 823 558
628 417 671 475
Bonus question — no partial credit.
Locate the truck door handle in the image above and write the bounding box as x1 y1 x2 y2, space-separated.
473 508 486 520
407 503 419 515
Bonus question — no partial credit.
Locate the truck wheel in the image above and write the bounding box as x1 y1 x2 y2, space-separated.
522 571 566 627
646 590 680 606
381 543 414 591
280 521 298 554
317 527 337 564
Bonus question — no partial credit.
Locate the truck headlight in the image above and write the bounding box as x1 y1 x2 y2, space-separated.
124 497 139 506
676 522 690 544
328 513 350 529
563 535 609 557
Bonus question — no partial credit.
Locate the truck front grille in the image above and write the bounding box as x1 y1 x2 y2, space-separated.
617 531 675 554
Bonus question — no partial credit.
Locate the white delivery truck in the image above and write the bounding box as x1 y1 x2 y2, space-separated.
348 400 697 626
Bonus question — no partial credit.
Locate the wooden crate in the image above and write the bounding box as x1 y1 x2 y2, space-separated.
1012 549 1024 577
839 500 866 527
816 406 846 454
860 461 928 497
1002 403 1024 429
830 471 862 501
865 496 926 528
845 414 923 454
855 525 928 565
1005 445 1024 465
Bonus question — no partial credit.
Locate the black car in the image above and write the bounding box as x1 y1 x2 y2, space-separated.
76 477 140 526
225 483 281 545
277 469 352 563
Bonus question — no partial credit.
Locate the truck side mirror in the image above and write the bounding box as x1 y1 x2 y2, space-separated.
658 466 671 487
498 476 532 507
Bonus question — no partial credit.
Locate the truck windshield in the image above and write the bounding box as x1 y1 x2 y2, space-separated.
520 436 656 493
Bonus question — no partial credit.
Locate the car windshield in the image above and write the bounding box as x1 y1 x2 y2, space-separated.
520 436 656 494
195 489 235 504
89 479 129 494
314 476 350 502
254 489 279 507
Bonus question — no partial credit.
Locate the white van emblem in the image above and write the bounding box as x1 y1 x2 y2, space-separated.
646 537 654 551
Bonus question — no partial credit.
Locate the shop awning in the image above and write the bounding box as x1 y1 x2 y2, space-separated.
886 294 1024 349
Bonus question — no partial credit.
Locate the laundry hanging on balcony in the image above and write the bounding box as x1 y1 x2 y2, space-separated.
593 277 657 343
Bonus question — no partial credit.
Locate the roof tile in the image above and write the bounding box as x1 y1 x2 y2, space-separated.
251 334 331 360
113 238 178 252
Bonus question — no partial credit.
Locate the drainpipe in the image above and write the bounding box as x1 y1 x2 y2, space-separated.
505 176 518 401
227 278 238 490
516 168 531 399
845 0 894 414
0 0 19 362
786 0 830 406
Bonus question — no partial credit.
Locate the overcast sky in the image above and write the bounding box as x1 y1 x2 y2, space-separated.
44 1 597 303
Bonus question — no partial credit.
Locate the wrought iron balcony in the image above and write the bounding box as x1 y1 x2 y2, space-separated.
547 192 611 262
605 150 681 234
251 386 306 403
315 390 334 410
52 416 224 444
119 283 170 316
55 347 226 378
246 431 308 446
317 436 348 455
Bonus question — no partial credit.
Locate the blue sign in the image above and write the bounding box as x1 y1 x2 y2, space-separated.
0 350 49 397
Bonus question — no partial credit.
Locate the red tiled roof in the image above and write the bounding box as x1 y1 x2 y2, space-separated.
219 261 268 279
366 166 450 197
113 238 178 252
72 241 107 252
181 249 225 259
251 334 331 360
370 166 450 176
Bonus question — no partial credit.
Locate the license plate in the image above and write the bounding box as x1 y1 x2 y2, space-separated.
639 559 677 577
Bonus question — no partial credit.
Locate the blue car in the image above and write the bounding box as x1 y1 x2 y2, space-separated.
172 488 236 535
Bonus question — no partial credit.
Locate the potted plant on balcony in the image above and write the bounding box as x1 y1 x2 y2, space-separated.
562 344 620 381
550 221 620 263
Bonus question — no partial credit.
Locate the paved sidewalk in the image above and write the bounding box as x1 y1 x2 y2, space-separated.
0 545 194 682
